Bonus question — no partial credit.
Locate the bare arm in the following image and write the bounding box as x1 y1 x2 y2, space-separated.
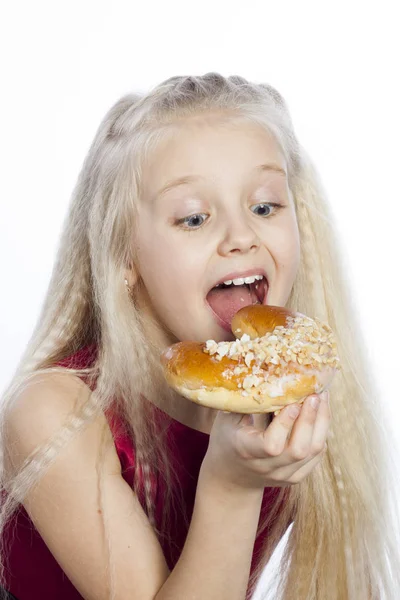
155 466 264 600
156 391 330 600
6 373 268 600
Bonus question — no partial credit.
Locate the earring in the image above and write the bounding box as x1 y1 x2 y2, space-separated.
124 278 132 296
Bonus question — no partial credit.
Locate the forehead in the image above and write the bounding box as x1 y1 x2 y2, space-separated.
141 119 287 200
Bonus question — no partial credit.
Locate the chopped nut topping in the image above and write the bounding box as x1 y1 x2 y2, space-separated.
204 314 341 389
245 352 255 367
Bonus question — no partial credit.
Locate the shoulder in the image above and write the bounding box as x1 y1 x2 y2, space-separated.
4 370 121 481
4 371 170 600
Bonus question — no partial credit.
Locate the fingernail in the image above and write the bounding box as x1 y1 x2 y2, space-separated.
288 404 301 418
310 395 320 409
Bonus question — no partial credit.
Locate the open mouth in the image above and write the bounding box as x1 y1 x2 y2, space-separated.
205 276 269 332
214 276 268 301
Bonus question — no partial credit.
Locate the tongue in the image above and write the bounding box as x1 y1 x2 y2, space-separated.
206 284 258 327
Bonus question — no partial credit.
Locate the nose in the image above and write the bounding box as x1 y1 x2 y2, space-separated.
217 213 261 256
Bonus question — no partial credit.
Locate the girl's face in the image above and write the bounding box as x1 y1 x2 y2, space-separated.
130 117 300 346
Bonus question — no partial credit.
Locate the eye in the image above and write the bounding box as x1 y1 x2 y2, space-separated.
175 213 208 229
175 202 283 231
250 202 283 217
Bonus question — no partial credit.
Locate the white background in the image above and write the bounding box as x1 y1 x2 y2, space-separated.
1 1 399 597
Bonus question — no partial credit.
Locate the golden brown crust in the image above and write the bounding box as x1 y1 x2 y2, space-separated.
161 305 340 413
231 304 298 339
161 341 271 392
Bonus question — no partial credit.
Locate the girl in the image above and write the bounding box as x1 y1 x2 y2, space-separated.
1 73 399 600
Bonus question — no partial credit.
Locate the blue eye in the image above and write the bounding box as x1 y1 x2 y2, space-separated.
250 203 281 217
175 202 283 230
179 214 207 228
175 213 207 229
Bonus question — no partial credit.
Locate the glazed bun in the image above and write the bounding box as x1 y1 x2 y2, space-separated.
160 305 340 415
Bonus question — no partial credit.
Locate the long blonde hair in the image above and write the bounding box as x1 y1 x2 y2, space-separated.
1 73 399 600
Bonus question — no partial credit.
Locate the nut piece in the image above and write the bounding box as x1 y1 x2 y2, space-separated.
204 315 341 379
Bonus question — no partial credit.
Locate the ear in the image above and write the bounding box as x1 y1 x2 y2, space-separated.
124 264 139 288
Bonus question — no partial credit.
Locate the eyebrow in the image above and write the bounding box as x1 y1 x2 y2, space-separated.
155 163 287 198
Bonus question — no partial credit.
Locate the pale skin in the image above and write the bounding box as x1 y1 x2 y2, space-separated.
124 115 331 485
4 115 331 600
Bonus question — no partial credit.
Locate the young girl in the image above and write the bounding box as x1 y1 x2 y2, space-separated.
0 73 399 600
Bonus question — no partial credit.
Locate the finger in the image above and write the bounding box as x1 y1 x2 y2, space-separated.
265 392 329 481
309 390 331 451
286 394 323 460
243 402 302 459
252 412 269 430
289 390 330 460
286 439 328 484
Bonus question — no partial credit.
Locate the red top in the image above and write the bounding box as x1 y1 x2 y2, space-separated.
2 344 291 600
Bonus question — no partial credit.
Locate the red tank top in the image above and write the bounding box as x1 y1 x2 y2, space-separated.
2 344 292 600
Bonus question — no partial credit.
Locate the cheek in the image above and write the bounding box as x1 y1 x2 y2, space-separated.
271 221 301 275
136 231 201 296
282 229 300 263
273 216 300 253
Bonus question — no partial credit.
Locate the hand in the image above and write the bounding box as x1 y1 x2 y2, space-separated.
201 391 331 491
